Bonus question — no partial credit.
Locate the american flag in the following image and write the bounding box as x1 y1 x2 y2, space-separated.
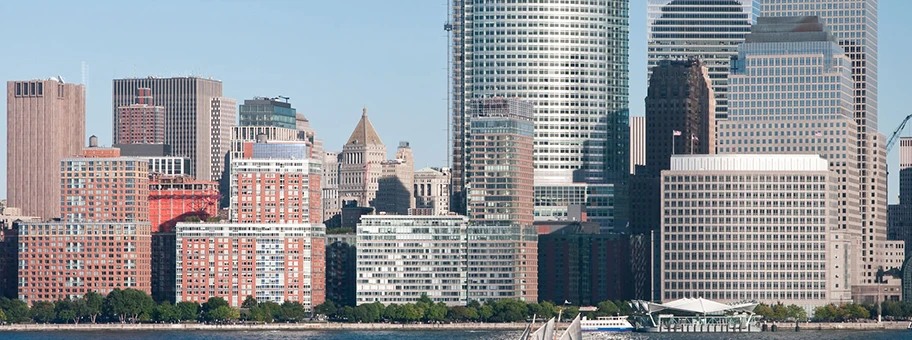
691 134 699 141
672 130 682 136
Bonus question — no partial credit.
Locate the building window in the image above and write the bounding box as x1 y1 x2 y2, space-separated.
15 82 21 96
37 83 43 96
30 82 35 96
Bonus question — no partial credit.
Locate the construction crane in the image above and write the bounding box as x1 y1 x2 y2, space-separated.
886 113 912 152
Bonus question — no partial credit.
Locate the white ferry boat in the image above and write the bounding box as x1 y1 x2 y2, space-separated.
581 316 634 332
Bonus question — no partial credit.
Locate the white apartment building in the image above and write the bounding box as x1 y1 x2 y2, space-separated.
356 214 468 306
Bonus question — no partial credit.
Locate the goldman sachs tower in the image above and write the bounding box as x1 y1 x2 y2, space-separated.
450 0 630 230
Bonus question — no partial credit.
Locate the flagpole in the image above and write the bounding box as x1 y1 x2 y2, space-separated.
690 134 694 155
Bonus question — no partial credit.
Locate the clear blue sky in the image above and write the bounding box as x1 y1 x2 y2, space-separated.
1 1 910 203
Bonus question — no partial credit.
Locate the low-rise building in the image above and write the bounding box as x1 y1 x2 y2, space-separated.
356 214 468 306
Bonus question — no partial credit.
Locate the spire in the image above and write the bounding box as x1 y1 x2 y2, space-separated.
346 108 384 146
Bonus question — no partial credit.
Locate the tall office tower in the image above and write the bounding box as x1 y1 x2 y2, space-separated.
630 59 715 299
888 138 912 254
18 221 151 303
466 98 537 302
61 141 150 223
760 0 886 297
629 116 646 175
413 167 451 216
451 0 630 220
230 141 321 224
339 109 386 208
117 88 165 144
7 79 85 219
175 222 325 309
718 16 863 294
296 113 324 161
377 142 415 215
661 154 851 308
645 59 716 174
112 77 234 182
322 151 342 225
647 0 759 120
356 215 468 306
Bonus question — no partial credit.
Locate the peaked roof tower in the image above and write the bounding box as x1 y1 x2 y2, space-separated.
346 107 384 146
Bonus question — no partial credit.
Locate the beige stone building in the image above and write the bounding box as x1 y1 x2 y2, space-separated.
376 142 415 215
339 109 386 208
413 167 451 216
7 79 85 219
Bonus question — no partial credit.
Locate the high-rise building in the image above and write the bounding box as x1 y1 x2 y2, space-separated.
239 96 296 129
538 221 633 306
117 88 165 144
647 0 759 120
175 222 325 309
60 142 150 223
451 0 630 217
760 0 887 299
230 141 321 224
717 16 862 296
413 167 451 216
7 78 85 219
465 98 537 302
629 116 645 175
0 228 18 299
18 221 151 303
322 151 342 224
112 77 235 182
356 215 468 306
889 138 912 254
661 154 850 308
376 142 415 215
339 109 386 208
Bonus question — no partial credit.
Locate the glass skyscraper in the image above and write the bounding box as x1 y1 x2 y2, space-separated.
451 0 630 215
647 0 760 120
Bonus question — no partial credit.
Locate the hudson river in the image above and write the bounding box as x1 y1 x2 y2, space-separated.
4 330 912 340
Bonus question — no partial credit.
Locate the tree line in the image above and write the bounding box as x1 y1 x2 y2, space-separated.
313 295 633 323
0 289 313 324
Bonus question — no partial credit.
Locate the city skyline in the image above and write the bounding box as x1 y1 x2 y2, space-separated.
1 0 912 204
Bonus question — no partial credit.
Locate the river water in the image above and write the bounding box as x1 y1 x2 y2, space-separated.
3 330 912 340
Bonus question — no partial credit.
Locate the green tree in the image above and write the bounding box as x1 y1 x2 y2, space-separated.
314 300 337 318
103 288 128 322
202 297 229 315
30 301 56 323
596 301 619 317
399 304 422 322
0 308 7 323
771 302 788 321
175 301 199 322
55 298 84 324
845 304 870 320
561 306 580 321
279 301 307 322
83 292 103 323
615 300 632 316
446 306 478 322
0 297 30 323
786 304 807 321
241 296 258 309
478 305 494 322
490 299 528 322
260 301 281 323
117 289 155 322
883 301 903 317
154 302 179 323
426 302 447 322
207 306 239 323
754 303 774 320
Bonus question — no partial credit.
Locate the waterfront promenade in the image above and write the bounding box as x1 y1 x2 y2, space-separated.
0 322 530 332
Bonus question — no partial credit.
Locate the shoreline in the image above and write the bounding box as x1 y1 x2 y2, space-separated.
0 322 530 332
1 321 910 332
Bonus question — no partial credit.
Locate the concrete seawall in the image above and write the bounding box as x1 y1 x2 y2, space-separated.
0 322 530 332
767 321 910 331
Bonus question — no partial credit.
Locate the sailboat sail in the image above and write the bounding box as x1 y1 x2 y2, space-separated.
528 317 555 340
558 314 582 340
